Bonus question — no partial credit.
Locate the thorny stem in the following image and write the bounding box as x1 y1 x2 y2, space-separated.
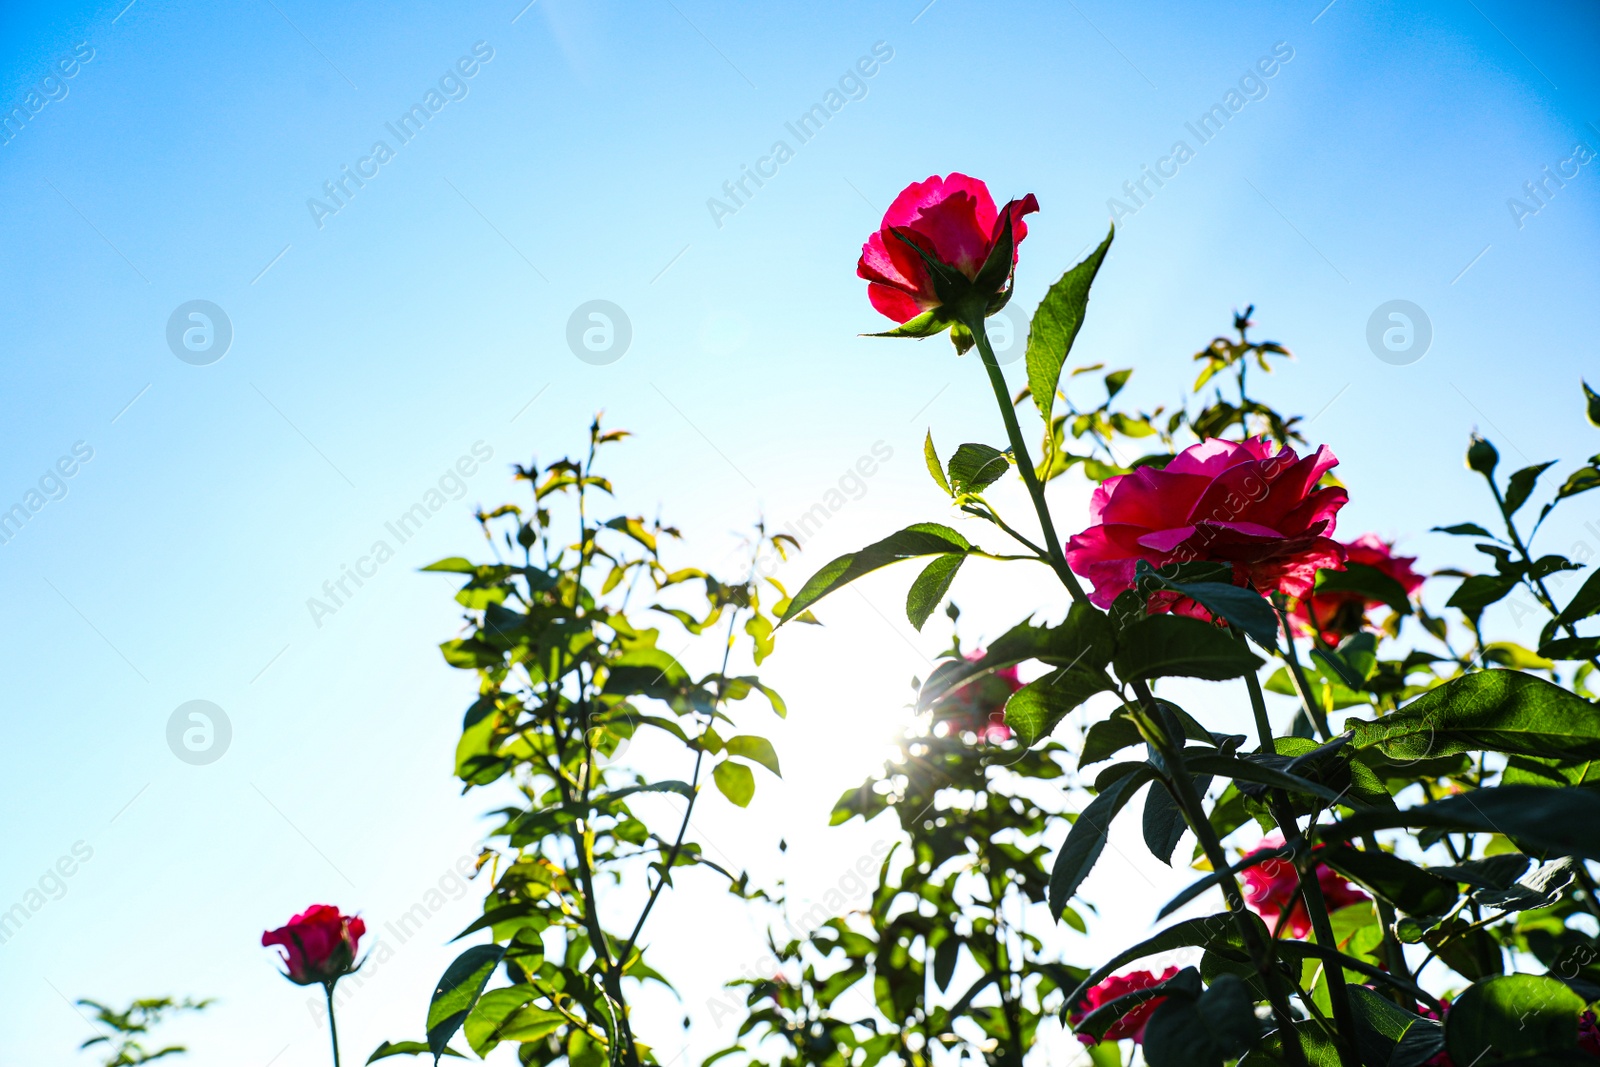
967 315 1090 604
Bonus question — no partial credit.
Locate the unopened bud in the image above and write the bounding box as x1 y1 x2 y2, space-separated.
1466 435 1499 476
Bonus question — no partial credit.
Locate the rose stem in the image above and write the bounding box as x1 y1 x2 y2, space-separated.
966 314 1089 605
324 983 341 1067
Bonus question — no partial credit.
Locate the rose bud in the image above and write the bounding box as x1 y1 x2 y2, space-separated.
262 904 366 987
857 173 1037 349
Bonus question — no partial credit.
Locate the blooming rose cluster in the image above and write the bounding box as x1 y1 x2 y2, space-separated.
858 173 1038 324
1291 533 1425 644
262 904 366 987
1065 437 1348 616
1067 966 1179 1045
935 650 1022 743
1241 833 1369 938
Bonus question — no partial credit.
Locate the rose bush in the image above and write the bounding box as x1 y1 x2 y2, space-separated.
762 173 1600 1067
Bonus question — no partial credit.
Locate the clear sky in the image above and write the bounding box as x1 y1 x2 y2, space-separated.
2 0 1598 1064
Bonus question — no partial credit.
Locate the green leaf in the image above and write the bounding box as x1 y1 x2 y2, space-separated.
1003 667 1115 746
367 1041 466 1063
1134 560 1280 646
1142 777 1203 866
1182 753 1348 806
923 431 951 496
1556 465 1600 504
1314 563 1414 616
1432 523 1496 538
712 759 755 807
1503 752 1600 787
1551 567 1600 633
1081 712 1146 766
1504 461 1558 517
917 602 1114 711
1320 785 1600 862
1428 854 1531 890
1025 225 1114 425
931 935 960 993
1237 1022 1346 1065
862 304 959 340
426 945 507 1065
1347 669 1600 761
1586 381 1600 427
1318 844 1459 916
1539 636 1600 661
1444 974 1582 1063
1346 987 1436 1067
1049 764 1156 917
778 523 971 624
420 557 478 574
1470 856 1576 912
905 554 965 631
722 735 781 777
462 988 542 1057
1142 972 1259 1067
1445 574 1518 615
1113 615 1263 682
946 443 1011 495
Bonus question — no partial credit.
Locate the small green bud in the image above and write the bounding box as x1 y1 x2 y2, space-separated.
1466 435 1499 476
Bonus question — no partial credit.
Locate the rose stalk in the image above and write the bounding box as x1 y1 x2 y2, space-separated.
262 904 366 1067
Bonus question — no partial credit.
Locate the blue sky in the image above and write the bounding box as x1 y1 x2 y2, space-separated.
1 0 1598 1063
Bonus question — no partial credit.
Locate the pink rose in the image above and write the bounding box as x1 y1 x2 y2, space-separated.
262 904 366 986
1291 534 1424 644
1241 833 1369 939
1067 966 1180 1045
935 650 1023 743
857 173 1038 324
1065 437 1348 615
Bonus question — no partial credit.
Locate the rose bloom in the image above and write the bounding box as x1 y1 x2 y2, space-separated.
1068 966 1179 1045
262 904 366 986
858 173 1039 323
1066 437 1348 615
935 651 1022 743
1582 1009 1600 1057
1242 833 1369 939
1291 534 1425 644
